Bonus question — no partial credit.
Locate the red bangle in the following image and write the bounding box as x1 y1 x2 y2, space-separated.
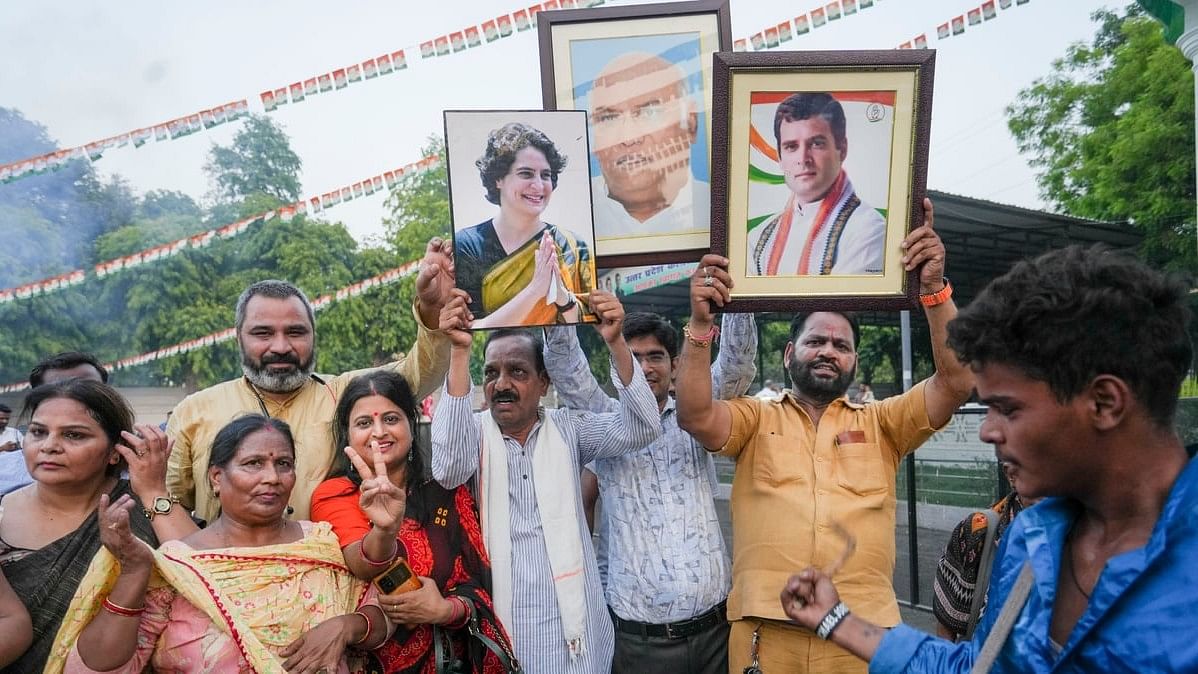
102 597 145 618
352 610 372 646
361 538 398 566
447 596 471 628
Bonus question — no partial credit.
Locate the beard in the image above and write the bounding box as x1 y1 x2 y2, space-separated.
241 348 315 393
789 355 855 405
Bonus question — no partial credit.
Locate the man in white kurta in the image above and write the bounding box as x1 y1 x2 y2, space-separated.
431 295 662 674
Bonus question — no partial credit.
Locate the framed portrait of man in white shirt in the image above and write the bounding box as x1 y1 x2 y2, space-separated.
710 49 936 312
537 0 730 266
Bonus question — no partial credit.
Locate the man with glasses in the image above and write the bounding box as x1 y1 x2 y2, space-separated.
543 253 757 673
588 51 709 238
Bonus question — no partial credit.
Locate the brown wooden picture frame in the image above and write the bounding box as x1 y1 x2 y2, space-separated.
710 49 935 313
538 0 731 267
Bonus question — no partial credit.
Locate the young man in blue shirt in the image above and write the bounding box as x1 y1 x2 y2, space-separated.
780 245 1197 672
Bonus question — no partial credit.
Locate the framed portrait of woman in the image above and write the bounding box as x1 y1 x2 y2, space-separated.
444 109 598 329
710 49 936 312
538 0 731 267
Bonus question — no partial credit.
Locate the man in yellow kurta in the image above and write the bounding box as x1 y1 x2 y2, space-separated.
166 239 454 522
675 200 975 673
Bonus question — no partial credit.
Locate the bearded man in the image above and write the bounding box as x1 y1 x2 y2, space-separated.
675 199 975 673
166 239 455 522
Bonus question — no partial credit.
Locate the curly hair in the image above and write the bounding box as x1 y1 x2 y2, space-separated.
476 122 568 205
946 245 1193 428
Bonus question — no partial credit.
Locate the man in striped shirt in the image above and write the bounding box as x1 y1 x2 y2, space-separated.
431 289 662 673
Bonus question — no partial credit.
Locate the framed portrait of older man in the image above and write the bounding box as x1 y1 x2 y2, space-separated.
444 109 598 330
710 49 936 312
538 0 731 267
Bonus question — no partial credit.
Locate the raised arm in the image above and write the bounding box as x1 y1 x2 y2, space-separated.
430 290 482 489
394 237 456 399
903 199 974 427
712 312 758 400
572 292 661 463
675 254 736 450
542 325 618 414
120 424 198 542
73 495 158 672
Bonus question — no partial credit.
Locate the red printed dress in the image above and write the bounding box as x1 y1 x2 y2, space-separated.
311 477 513 674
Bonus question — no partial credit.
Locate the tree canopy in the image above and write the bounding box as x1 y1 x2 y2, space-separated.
0 112 435 390
1007 6 1197 270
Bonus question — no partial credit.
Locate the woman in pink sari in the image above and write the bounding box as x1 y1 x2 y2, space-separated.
52 415 392 673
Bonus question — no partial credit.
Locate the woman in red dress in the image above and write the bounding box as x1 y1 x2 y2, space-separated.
311 371 515 673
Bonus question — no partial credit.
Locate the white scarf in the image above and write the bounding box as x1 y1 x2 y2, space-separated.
479 411 588 658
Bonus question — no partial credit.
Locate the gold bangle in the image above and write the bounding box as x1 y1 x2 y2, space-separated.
683 324 719 348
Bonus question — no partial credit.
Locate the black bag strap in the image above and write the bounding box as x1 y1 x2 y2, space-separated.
434 598 523 674
965 509 1000 639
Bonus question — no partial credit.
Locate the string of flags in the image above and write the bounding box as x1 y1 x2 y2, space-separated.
0 155 441 306
733 0 879 52
936 0 1031 42
0 260 421 394
0 0 616 187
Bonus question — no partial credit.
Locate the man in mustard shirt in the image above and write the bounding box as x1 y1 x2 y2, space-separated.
166 238 455 522
675 199 974 673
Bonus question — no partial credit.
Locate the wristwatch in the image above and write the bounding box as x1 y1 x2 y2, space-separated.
143 495 179 520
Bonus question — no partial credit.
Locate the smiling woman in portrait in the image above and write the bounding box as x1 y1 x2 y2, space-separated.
454 122 595 328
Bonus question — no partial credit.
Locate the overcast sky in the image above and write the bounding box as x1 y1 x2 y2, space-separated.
0 0 1130 245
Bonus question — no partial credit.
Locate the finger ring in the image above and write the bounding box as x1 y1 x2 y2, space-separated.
108 522 119 530
703 275 714 287
703 266 709 275
136 450 146 458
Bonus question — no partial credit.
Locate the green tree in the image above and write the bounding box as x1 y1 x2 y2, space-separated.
1007 6 1197 270
204 114 302 204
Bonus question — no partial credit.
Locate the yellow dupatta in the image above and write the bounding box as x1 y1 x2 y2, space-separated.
46 521 368 674
480 226 590 326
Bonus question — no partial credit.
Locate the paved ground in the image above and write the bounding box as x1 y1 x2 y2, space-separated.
713 497 947 634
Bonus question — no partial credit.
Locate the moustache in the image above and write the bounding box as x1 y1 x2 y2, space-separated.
261 353 301 367
808 359 840 373
492 390 519 404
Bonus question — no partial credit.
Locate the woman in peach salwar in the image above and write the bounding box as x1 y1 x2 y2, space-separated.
52 415 392 674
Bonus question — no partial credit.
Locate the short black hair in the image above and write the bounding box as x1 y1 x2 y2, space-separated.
773 92 848 154
789 312 861 350
947 245 1193 428
623 312 679 359
483 328 546 375
0 404 10 415
208 414 295 471
475 123 568 206
28 351 109 388
23 380 134 477
234 280 315 332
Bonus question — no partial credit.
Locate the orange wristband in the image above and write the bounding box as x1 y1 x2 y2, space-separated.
919 278 953 308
